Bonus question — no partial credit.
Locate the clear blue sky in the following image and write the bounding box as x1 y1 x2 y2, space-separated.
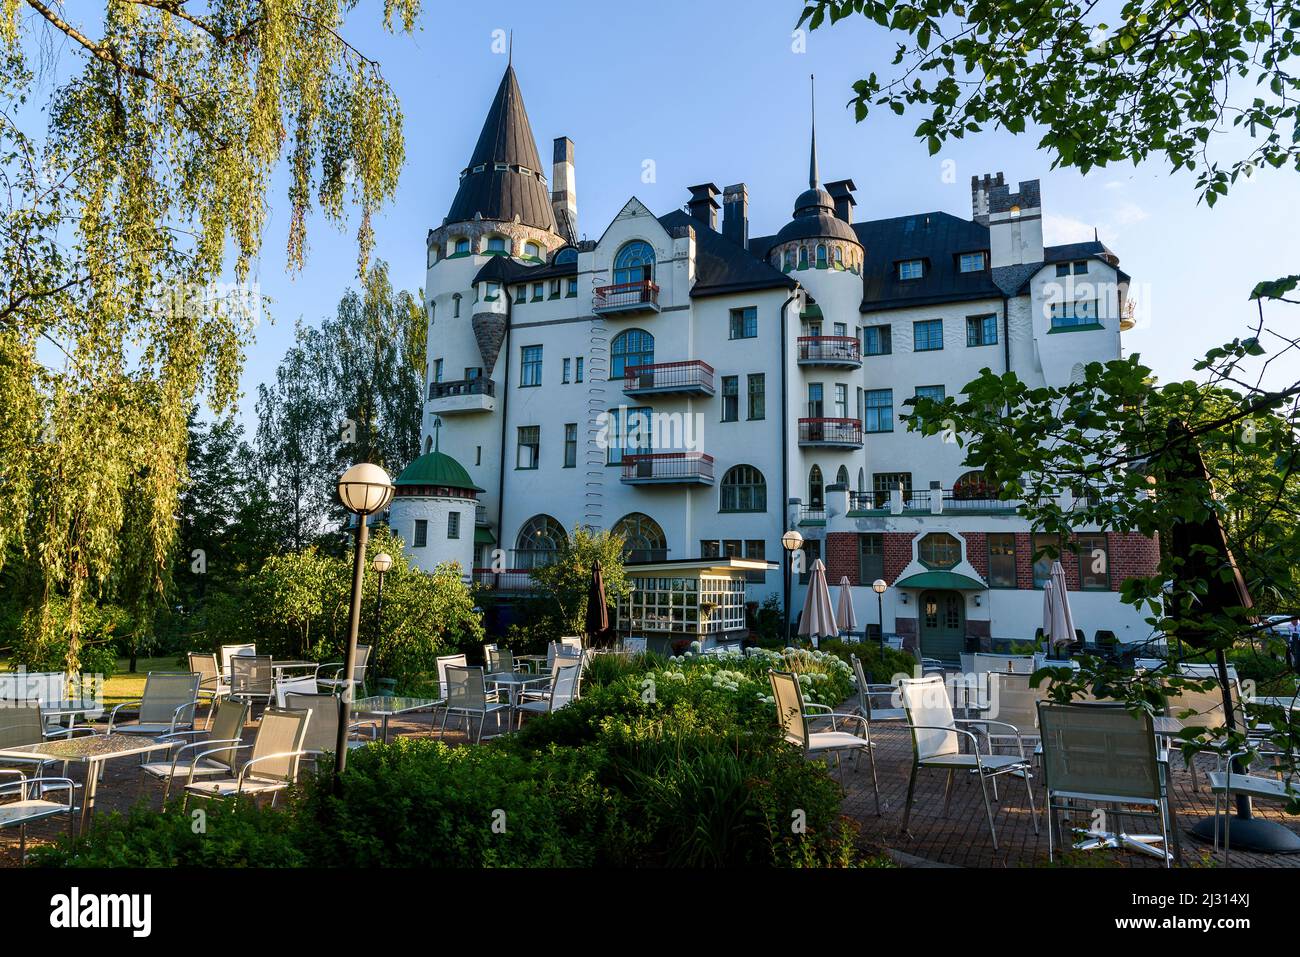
37 2 1300 422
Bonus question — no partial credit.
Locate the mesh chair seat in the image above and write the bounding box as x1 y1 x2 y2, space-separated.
141 758 229 781
184 776 292 798
115 722 183 736
0 798 71 827
808 730 873 753
913 751 1027 772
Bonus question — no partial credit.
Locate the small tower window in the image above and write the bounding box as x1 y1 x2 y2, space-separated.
798 246 809 269
453 237 470 255
816 244 827 268
523 242 541 260
452 294 461 318
487 236 508 255
783 248 795 271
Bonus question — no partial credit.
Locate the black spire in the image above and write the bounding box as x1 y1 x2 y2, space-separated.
808 74 819 189
445 64 558 232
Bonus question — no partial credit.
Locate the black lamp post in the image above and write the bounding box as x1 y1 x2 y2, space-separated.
872 578 887 651
335 463 394 783
372 551 392 639
781 529 803 645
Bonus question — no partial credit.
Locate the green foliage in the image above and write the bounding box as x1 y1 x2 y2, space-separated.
818 638 916 684
524 526 631 637
748 593 785 647
800 0 1300 206
10 595 125 677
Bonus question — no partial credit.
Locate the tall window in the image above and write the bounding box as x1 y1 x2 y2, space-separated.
913 319 944 351
516 426 540 469
859 533 884 584
575 357 584 382
836 465 850 487
721 376 739 422
516 515 566 569
432 358 444 383
862 324 892 356
607 406 652 464
611 329 654 379
816 244 827 268
898 259 924 280
966 314 998 346
747 373 765 420
413 520 428 548
563 423 577 468
1077 533 1110 590
834 383 848 419
919 532 961 569
452 294 461 318
808 465 824 508
562 358 571 384
720 465 766 512
520 345 543 387
958 252 986 273
798 246 808 269
873 472 912 508
807 382 824 418
729 307 758 339
1032 533 1061 588
863 389 894 433
613 240 655 286
988 533 1017 587
447 512 461 540
613 513 668 563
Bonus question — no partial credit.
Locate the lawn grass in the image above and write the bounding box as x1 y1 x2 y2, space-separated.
1 655 185 708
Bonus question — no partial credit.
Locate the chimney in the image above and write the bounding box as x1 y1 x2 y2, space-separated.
970 172 1004 226
686 183 720 231
825 179 857 224
551 137 578 243
722 183 748 247
986 177 1044 268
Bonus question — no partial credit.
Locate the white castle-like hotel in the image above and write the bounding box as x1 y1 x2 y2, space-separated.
387 64 1158 661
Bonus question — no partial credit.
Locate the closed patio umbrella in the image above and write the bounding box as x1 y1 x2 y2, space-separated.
585 560 609 648
798 558 837 649
1047 561 1077 652
836 577 857 639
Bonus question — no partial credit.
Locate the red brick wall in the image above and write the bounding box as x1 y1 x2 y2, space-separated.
883 532 916 582
825 532 858 585
1014 532 1034 589
961 532 988 577
1106 531 1161 591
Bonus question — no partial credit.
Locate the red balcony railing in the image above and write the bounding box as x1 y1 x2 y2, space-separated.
797 336 862 364
621 451 714 484
593 280 659 312
798 417 863 446
622 360 715 395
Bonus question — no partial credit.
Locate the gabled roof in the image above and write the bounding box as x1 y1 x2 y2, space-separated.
658 209 796 298
445 65 558 233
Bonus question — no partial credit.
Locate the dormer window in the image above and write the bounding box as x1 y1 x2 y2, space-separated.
958 252 986 273
472 164 487 174
898 259 924 281
486 236 508 255
523 242 541 260
453 237 470 256
494 162 508 172
1056 260 1088 277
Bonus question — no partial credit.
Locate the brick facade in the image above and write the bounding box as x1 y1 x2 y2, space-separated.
1106 531 1161 592
960 531 987 578
824 532 859 585
883 532 916 582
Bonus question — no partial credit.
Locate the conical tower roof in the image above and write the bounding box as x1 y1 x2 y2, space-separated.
445 65 558 233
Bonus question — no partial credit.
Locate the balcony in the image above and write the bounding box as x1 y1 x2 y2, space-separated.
798 417 863 448
428 377 496 415
622 360 715 397
620 452 714 486
471 568 536 593
797 336 862 368
593 280 660 315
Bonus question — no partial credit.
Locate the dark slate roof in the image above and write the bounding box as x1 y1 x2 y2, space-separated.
774 187 860 245
471 252 577 287
658 209 796 298
1005 241 1126 294
1045 240 1114 263
854 212 999 313
445 66 558 232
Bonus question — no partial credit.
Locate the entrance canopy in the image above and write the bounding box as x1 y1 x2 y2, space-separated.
894 570 986 591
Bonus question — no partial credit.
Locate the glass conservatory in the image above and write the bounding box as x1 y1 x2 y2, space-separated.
616 557 771 646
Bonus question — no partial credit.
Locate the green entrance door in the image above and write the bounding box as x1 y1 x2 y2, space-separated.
919 590 965 664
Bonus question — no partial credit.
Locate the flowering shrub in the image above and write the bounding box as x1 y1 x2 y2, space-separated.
655 645 856 709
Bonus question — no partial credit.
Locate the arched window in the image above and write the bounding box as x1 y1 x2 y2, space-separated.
952 470 998 501
919 532 962 569
486 235 508 254
614 240 655 286
613 512 668 563
523 241 541 260
784 248 795 270
453 237 470 255
836 465 849 487
515 515 567 570
424 435 433 454
809 465 824 508
452 293 461 318
833 246 843 266
720 465 766 513
554 247 578 265
857 468 867 494
816 244 827 267
610 328 655 379
798 246 809 269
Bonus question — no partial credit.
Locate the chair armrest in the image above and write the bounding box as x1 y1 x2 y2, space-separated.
238 751 309 787
44 726 99 740
107 699 143 732
0 775 76 804
906 722 982 749
314 662 344 681
958 717 1028 758
0 768 27 783
184 743 252 788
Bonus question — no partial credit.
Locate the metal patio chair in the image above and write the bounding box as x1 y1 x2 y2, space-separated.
283 691 374 761
439 665 509 743
182 708 312 807
107 672 201 737
140 697 250 803
228 655 275 711
770 669 880 814
188 652 230 725
1038 700 1173 866
514 663 581 729
849 654 906 726
316 644 372 697
898 674 1038 852
0 769 76 863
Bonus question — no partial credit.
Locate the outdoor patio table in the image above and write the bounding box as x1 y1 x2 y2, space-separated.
39 699 104 731
516 654 549 673
351 696 441 743
0 733 170 834
486 671 551 710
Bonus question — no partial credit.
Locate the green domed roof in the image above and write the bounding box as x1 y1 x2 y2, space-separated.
395 451 483 493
